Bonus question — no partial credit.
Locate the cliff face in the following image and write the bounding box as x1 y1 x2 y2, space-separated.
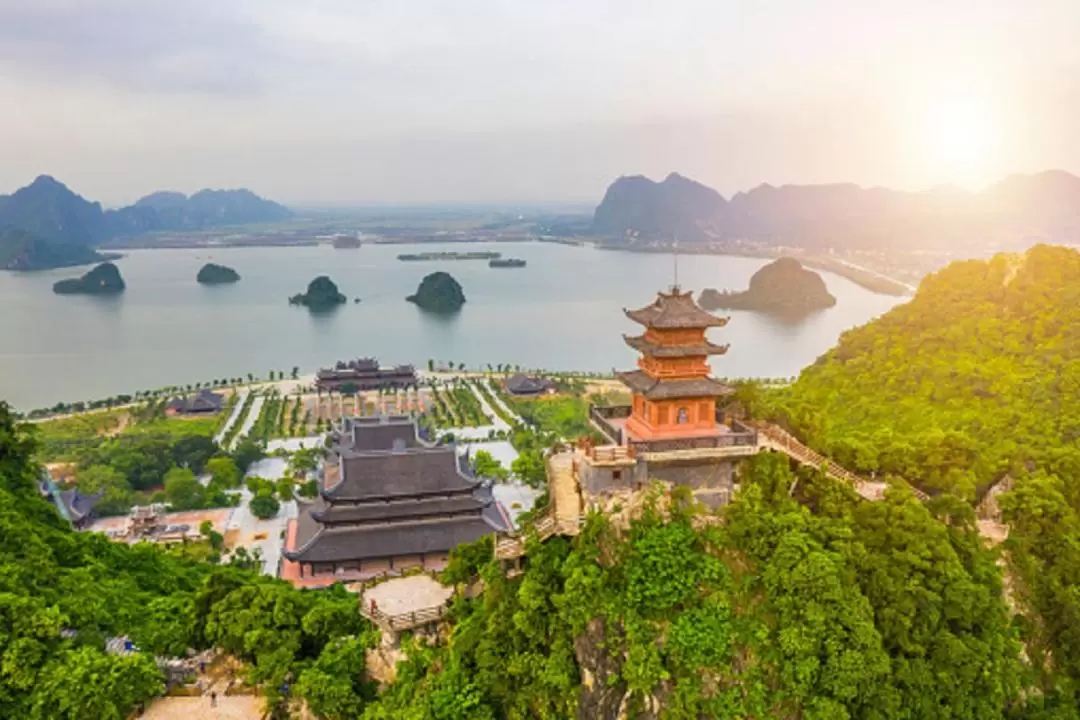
699 257 836 314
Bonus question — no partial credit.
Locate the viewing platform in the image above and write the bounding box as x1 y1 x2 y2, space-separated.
589 403 759 461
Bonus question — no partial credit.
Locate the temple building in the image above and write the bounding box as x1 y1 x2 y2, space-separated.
583 287 759 507
315 357 417 392
282 415 507 584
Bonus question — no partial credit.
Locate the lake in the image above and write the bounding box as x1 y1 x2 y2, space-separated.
0 242 905 411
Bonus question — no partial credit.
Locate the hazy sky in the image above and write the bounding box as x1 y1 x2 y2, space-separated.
1 0 1078 206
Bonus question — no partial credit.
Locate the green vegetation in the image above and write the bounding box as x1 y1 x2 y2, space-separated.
365 455 1028 718
290 275 347 310
249 391 283 443
52 261 126 295
760 244 1080 708
0 227 106 271
507 394 592 438
406 271 466 313
0 403 376 718
472 450 509 482
196 262 241 284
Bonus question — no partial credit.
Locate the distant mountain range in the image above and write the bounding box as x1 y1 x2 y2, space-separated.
0 175 291 270
593 170 1080 250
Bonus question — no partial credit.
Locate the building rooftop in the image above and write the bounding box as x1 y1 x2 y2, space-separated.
166 389 224 414
616 370 734 400
624 288 729 329
328 447 480 501
503 373 556 395
623 334 730 357
284 511 503 564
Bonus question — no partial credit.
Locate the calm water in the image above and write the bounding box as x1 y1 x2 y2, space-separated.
0 243 905 411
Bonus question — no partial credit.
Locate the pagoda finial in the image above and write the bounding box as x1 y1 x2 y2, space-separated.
671 232 680 293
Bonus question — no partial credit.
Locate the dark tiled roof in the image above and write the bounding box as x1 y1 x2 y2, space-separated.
283 515 500 563
167 389 224 413
504 373 555 394
59 489 102 520
349 418 421 451
313 492 489 525
327 447 478 501
623 334 730 357
616 370 734 400
624 289 729 329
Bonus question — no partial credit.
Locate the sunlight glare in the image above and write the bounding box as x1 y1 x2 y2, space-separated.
922 95 1002 188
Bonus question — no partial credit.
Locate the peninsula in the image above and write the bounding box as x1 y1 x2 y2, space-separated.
289 276 347 310
406 271 466 312
196 263 240 284
52 262 126 295
699 257 836 313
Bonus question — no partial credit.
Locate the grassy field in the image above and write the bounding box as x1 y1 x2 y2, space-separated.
34 408 220 462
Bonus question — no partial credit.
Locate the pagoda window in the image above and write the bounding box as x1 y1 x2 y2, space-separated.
677 407 689 424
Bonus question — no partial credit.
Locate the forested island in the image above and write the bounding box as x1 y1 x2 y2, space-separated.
52 262 126 295
0 228 107 271
196 263 240 284
289 275 347 310
406 271 466 312
699 257 836 313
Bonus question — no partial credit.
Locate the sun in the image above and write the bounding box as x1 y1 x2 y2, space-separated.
921 96 1002 188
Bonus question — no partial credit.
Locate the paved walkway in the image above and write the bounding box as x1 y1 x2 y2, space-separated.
213 390 250 445
228 395 264 450
226 483 295 575
139 695 263 720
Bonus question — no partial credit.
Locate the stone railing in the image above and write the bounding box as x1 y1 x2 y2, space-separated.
588 404 630 444
629 427 758 455
494 508 558 559
361 602 449 631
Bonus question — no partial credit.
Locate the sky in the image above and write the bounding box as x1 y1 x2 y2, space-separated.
1 0 1078 206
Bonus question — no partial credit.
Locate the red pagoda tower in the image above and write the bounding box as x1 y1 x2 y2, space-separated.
617 287 733 441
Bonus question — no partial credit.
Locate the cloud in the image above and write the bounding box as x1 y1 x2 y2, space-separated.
0 0 273 94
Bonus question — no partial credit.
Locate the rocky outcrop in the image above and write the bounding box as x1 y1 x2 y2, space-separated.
699 257 836 314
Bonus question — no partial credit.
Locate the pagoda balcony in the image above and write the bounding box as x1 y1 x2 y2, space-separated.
588 403 759 458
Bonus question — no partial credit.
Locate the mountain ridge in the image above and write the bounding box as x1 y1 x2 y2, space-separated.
0 176 292 269
594 169 1080 250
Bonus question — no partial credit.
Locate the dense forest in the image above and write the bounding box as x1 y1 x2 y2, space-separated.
757 243 1080 709
0 404 376 719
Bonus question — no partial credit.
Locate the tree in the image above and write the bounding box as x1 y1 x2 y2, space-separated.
427 359 435 372
296 636 377 719
75 465 134 516
472 450 509 482
30 647 164 720
164 466 205 511
171 435 218 474
291 366 300 380
233 437 265 473
250 493 281 520
205 456 241 489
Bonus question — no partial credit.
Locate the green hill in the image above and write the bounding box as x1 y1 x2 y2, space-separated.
0 229 106 271
406 271 466 312
289 275 347 310
0 403 376 718
196 263 240 285
765 243 1080 499
52 262 126 295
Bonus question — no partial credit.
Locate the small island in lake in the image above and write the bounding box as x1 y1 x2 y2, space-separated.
289 275 347 310
699 257 836 314
52 262 126 295
407 271 466 313
196 262 240 284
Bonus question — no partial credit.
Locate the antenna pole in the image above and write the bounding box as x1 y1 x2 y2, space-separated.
673 233 679 291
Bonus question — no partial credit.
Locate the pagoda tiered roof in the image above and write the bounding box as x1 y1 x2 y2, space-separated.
283 414 506 566
616 370 734 400
624 288 729 329
623 334 730 357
